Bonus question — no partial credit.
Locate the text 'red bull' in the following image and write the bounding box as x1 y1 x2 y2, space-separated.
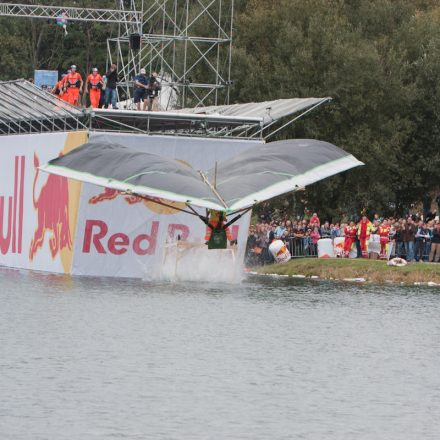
29 153 71 260
0 156 25 255
82 219 160 255
82 219 239 256
82 220 192 255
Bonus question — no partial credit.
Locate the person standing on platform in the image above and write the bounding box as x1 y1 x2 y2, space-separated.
133 68 149 111
53 74 66 100
146 72 161 111
85 68 104 108
104 63 118 109
62 65 83 106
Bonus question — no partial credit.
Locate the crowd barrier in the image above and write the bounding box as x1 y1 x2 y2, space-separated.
246 236 435 265
286 237 318 258
283 237 432 261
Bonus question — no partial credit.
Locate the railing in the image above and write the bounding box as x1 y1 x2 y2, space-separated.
286 237 318 258
245 237 435 266
390 240 433 261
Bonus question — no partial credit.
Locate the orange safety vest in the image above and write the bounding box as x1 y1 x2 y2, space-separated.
63 72 82 89
87 73 103 89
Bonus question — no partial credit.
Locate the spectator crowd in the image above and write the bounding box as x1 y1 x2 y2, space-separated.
246 210 440 266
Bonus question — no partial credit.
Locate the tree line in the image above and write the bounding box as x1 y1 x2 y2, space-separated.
0 0 439 219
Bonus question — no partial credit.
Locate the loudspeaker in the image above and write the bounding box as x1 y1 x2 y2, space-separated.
129 33 141 50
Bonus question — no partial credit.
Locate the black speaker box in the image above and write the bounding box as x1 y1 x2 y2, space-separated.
130 33 141 50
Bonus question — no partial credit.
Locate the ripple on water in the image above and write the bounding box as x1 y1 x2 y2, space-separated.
0 268 439 440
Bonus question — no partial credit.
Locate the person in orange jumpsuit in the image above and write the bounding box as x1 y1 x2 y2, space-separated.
53 75 67 100
204 210 233 246
357 214 373 256
63 65 83 106
378 220 390 258
85 68 104 108
344 221 357 257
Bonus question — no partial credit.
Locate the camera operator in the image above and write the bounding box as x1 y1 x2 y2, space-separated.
146 72 161 111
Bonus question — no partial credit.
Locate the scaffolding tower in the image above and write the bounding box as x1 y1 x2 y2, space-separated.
0 1 234 109
110 0 234 109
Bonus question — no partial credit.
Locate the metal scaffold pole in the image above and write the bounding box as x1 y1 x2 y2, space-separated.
1 0 234 109
109 0 234 109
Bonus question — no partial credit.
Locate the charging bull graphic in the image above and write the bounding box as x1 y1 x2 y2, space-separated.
88 158 190 215
28 131 87 273
29 153 72 261
89 187 186 215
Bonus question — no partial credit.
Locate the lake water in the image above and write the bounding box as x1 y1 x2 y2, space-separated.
1 268 439 440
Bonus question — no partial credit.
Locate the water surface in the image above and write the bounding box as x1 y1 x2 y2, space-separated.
1 269 439 439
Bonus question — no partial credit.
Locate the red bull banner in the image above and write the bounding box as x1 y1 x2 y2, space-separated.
72 133 257 278
0 131 87 273
0 131 258 278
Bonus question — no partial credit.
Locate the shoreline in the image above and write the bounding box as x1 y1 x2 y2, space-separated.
254 258 440 286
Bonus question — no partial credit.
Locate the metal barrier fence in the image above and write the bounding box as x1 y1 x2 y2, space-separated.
390 241 433 261
245 237 436 265
286 237 318 258
287 238 433 261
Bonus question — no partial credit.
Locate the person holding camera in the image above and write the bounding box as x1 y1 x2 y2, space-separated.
146 72 161 111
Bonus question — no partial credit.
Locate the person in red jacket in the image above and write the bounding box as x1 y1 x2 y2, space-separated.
309 212 320 227
357 214 373 256
63 65 83 106
344 221 357 257
378 220 390 258
85 68 104 108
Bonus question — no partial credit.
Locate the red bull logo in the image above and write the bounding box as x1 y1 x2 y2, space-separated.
0 156 25 255
89 187 139 205
29 153 71 261
89 187 186 215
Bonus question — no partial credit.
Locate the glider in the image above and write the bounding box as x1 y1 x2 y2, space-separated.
40 139 363 216
41 139 363 250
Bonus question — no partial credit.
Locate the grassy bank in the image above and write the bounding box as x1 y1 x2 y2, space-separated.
256 258 440 285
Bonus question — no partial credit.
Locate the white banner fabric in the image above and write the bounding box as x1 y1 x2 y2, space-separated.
71 133 260 278
0 131 87 273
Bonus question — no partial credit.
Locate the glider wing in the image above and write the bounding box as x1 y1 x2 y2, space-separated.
41 139 363 213
40 142 225 211
207 139 364 212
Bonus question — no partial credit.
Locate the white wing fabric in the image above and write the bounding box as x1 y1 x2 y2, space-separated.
41 139 363 212
206 139 363 211
40 142 225 210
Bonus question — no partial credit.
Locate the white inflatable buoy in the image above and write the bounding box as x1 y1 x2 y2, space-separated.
317 238 334 258
333 236 345 257
269 240 291 264
387 257 407 267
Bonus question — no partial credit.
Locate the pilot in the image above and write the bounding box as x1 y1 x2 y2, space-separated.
204 210 233 249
